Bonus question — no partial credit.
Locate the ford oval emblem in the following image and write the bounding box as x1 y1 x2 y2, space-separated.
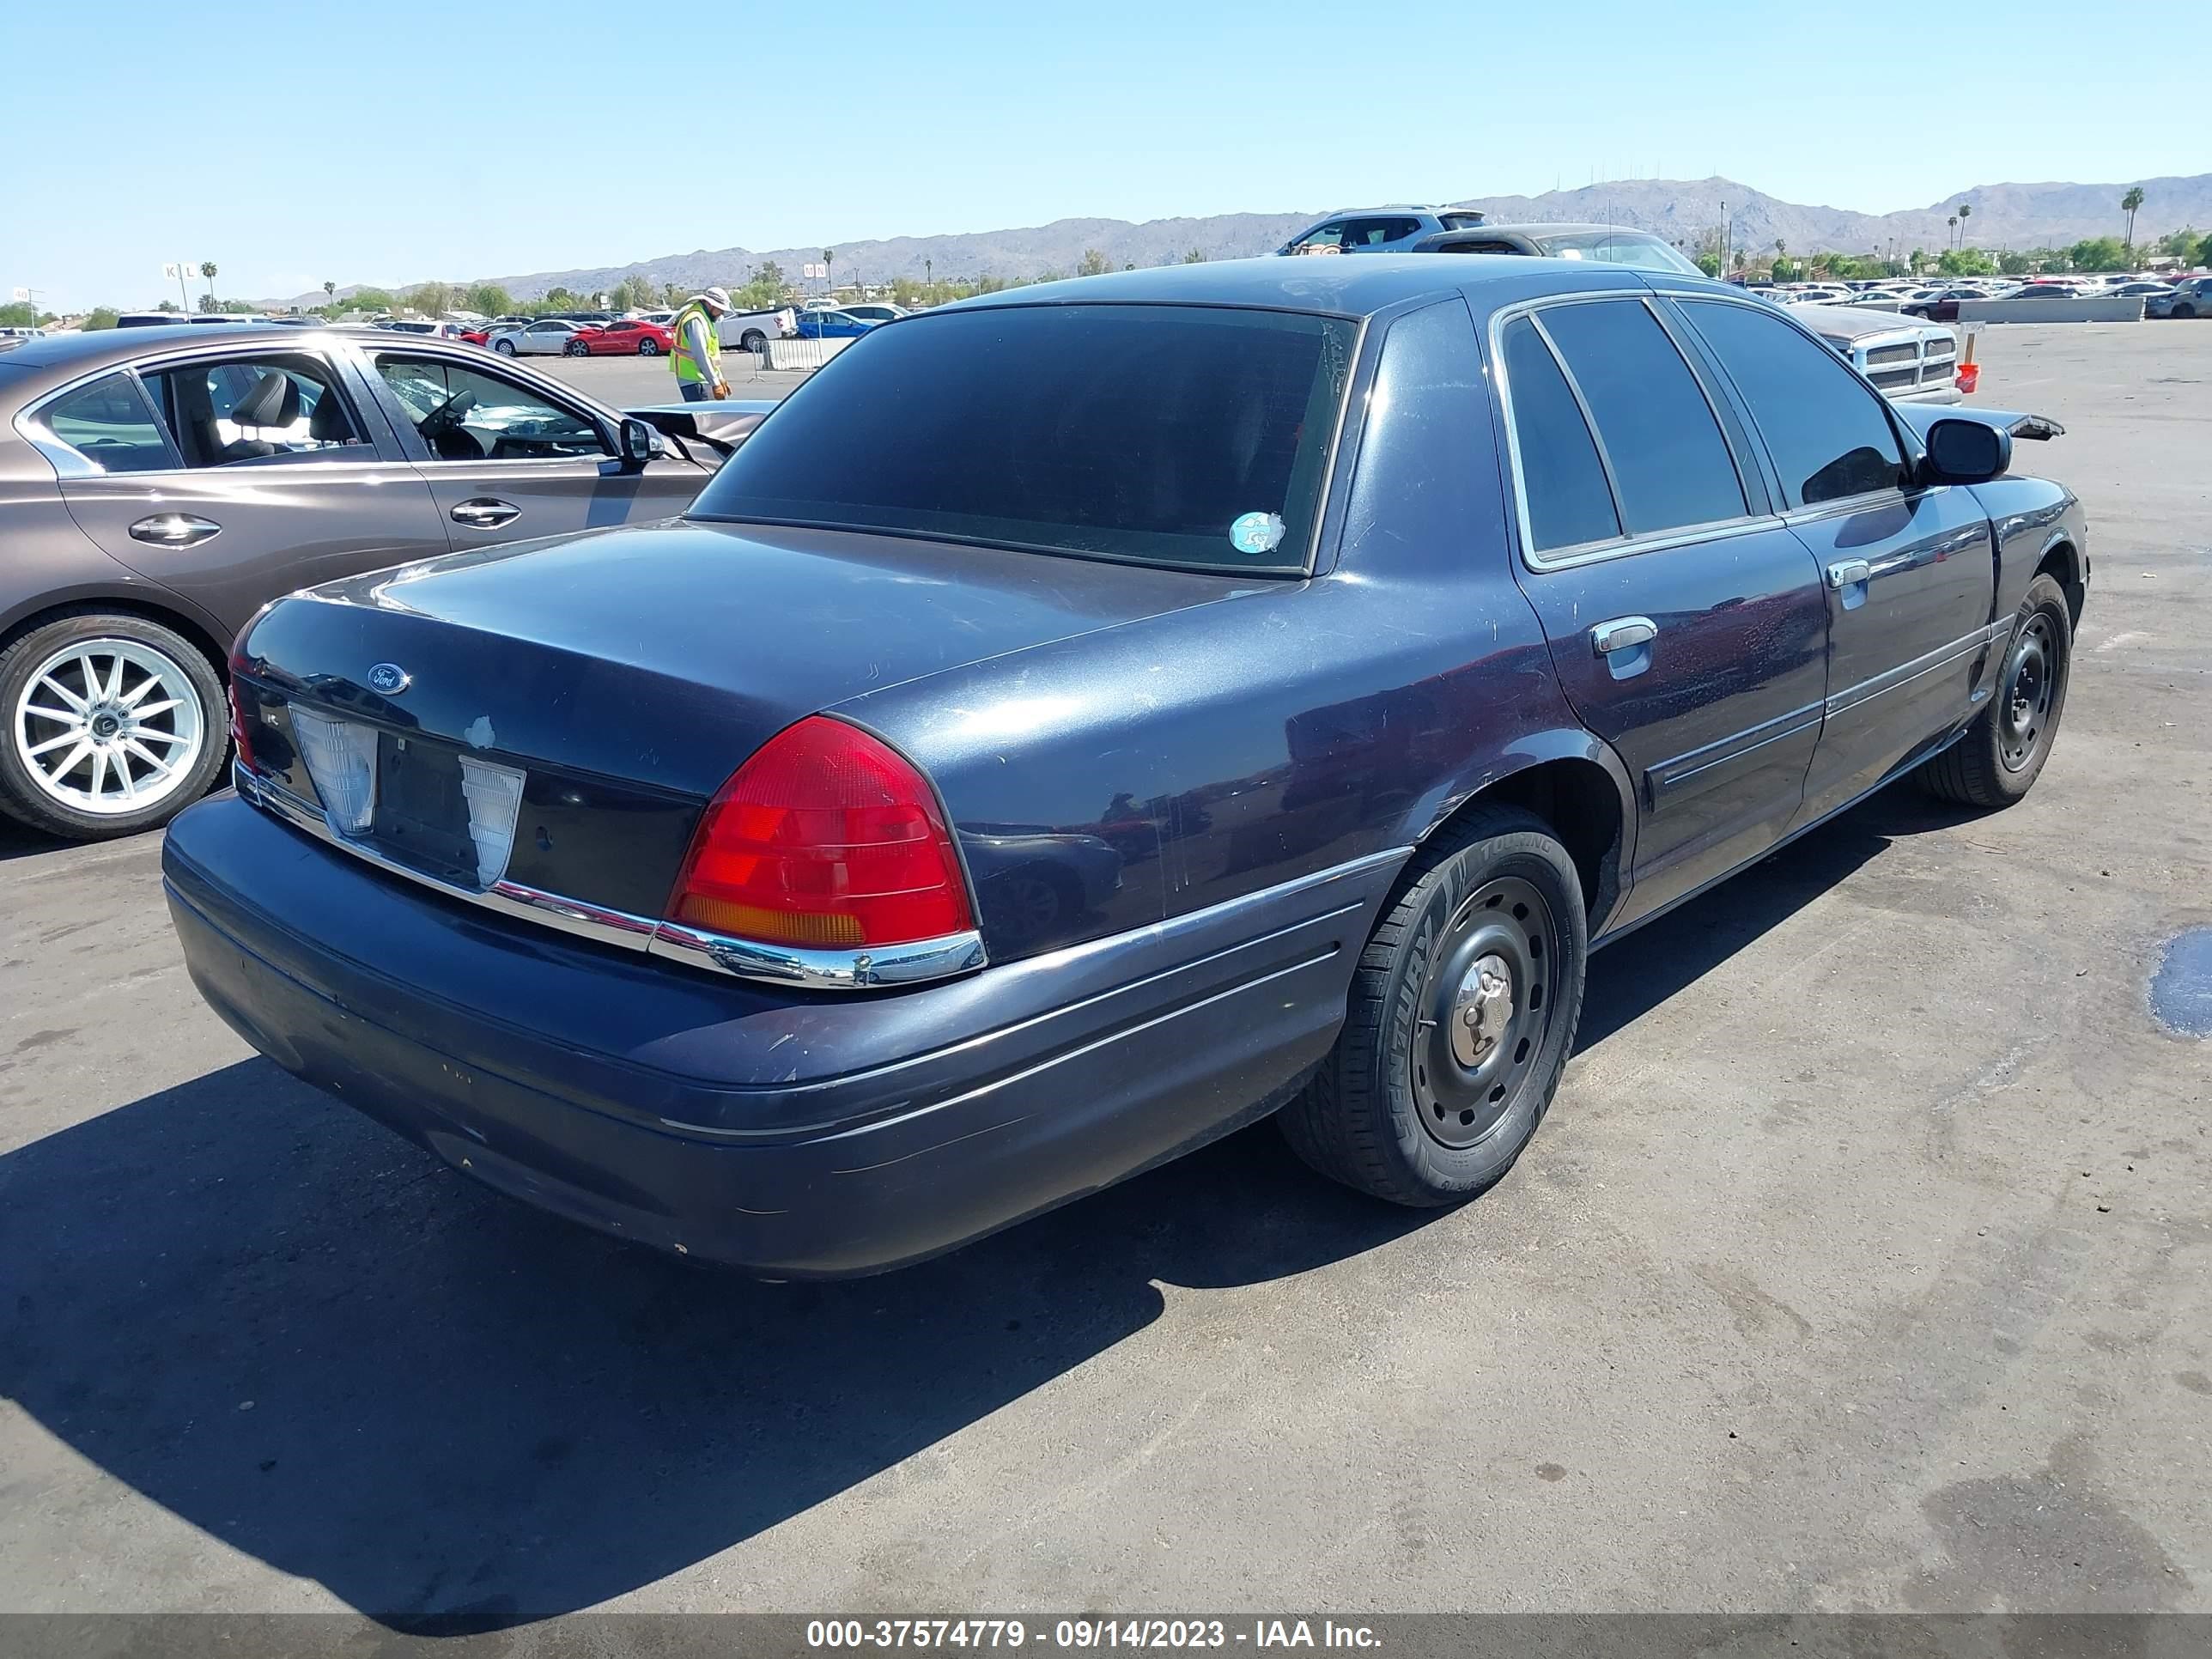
366 663 410 696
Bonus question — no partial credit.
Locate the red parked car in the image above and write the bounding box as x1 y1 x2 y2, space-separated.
565 319 674 357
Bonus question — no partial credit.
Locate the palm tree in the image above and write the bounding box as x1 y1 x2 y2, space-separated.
198 260 217 301
1957 203 1972 245
1947 216 1958 249
822 249 835 296
2122 186 2146 256
322 280 335 299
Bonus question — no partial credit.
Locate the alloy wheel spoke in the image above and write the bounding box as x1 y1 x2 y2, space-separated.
87 746 110 799
34 674 88 714
112 749 138 798
122 738 174 778
131 698 184 721
120 672 166 709
46 737 94 781
129 725 191 748
104 654 129 701
22 705 82 726
25 730 83 758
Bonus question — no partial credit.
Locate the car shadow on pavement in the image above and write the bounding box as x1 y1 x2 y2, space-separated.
0 782 1972 1628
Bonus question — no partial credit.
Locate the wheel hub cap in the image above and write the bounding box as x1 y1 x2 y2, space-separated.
1451 953 1516 1066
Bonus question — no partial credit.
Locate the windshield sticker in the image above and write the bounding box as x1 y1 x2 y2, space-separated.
1230 512 1287 556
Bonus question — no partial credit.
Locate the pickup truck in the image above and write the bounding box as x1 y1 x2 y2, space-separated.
714 305 797 355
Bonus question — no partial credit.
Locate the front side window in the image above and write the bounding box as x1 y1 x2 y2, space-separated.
1535 300 1747 536
693 303 1357 574
1291 221 1347 252
1683 301 1907 507
1500 317 1620 553
147 354 366 466
374 356 609 461
30 373 177 473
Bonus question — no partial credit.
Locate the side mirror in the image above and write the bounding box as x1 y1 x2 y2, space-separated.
1921 416 2008 485
617 416 664 471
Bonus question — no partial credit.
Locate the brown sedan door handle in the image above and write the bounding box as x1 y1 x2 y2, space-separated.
451 498 520 529
128 513 222 549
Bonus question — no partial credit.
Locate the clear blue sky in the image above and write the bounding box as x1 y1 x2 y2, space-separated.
6 0 2205 311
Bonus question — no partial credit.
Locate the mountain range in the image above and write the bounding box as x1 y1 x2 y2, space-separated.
283 173 2212 307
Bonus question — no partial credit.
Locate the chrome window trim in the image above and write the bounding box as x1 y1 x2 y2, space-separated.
234 758 987 991
1490 290 1776 572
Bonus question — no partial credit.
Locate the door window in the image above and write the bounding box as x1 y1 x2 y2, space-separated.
145 354 368 467
374 356 610 462
28 373 179 473
1499 317 1620 553
1535 300 1747 535
1290 221 1347 252
1682 301 1908 507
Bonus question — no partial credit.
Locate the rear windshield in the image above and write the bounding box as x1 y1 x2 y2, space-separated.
690 303 1358 574
1534 231 1704 276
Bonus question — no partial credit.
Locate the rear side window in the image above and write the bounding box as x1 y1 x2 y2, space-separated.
694 304 1358 574
1535 300 1746 535
30 373 177 473
1682 301 1907 507
1500 317 1620 553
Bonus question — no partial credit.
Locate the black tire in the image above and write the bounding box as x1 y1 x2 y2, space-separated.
1279 807 1587 1206
1917 572 2073 808
636 338 660 356
739 330 767 354
2173 304 2197 319
564 340 588 357
0 611 228 842
493 338 517 356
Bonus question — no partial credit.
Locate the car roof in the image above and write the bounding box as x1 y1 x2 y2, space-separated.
944 252 1728 321
0 322 349 375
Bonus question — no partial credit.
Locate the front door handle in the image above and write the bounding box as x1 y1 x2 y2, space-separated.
128 513 222 549
451 497 520 529
1590 617 1657 655
1826 558 1873 590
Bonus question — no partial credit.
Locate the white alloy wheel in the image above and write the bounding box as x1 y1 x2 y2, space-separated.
13 636 207 817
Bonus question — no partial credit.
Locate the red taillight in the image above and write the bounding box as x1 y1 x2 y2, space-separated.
666 716 973 951
227 636 256 769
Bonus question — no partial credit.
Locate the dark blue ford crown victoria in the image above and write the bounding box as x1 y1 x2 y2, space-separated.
164 257 2087 1277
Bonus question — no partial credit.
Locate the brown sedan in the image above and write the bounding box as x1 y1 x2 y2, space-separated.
0 324 738 840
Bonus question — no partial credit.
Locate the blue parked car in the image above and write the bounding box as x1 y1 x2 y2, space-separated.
1275 204 1488 255
167 257 2087 1278
793 307 878 339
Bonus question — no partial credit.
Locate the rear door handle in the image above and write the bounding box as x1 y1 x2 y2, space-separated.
1589 617 1657 654
128 513 222 549
1826 558 1873 590
451 497 520 529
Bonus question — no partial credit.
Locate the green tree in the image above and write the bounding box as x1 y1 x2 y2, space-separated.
1936 247 1996 276
156 299 180 313
323 280 336 301
822 249 835 292
2197 233 2212 268
465 283 514 317
198 259 217 301
80 307 119 331
1075 248 1112 277
1998 249 2036 275
347 287 397 315
2121 185 2146 255
197 293 219 314
405 281 453 317
0 301 37 327
540 286 581 312
2068 236 2128 272
2154 228 2198 259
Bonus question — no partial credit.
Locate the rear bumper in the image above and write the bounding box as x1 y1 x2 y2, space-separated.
163 795 1401 1277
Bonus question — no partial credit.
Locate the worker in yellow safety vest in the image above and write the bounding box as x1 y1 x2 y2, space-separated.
670 287 732 402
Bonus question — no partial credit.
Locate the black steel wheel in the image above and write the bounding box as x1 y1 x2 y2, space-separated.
1280 806 1587 1206
1917 572 2073 808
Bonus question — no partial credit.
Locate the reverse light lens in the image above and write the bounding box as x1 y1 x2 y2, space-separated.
668 716 973 952
457 755 526 888
289 707 378 835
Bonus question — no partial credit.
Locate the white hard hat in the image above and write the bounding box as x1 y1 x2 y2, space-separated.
697 287 732 312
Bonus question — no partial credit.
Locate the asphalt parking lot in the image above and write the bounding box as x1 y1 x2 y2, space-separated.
2 324 2207 1622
